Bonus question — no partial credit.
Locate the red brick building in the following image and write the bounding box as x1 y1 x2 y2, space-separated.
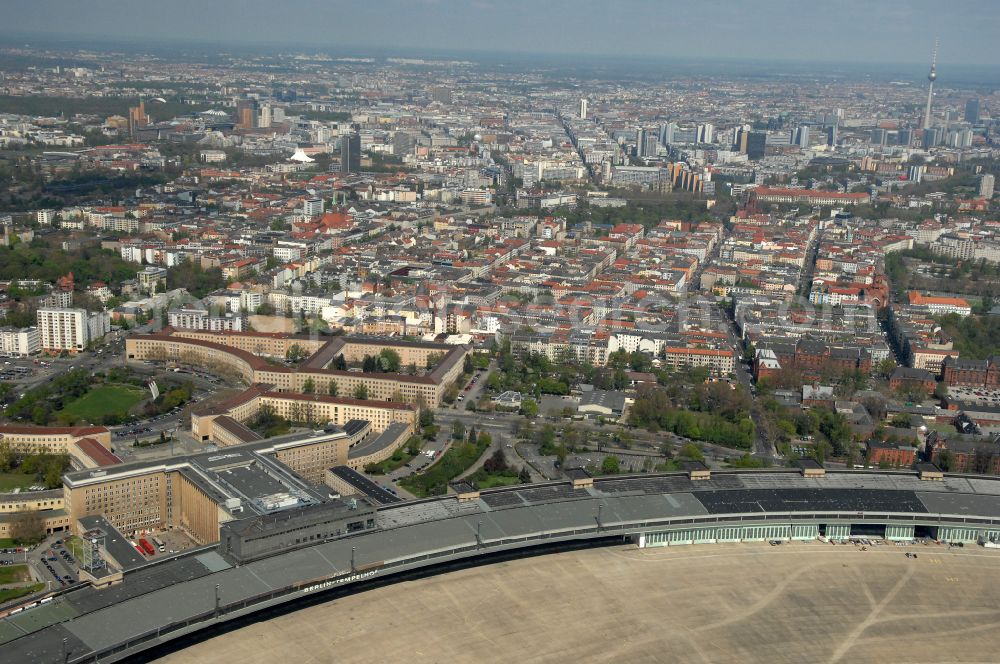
928 432 1000 475
941 356 1000 388
866 440 917 467
888 367 937 395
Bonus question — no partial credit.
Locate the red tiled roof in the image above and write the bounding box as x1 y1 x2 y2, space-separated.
0 425 109 436
74 438 122 467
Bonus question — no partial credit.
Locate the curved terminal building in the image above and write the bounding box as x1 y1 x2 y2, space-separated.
5 465 1000 663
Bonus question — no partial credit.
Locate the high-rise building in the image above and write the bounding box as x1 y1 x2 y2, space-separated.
980 174 995 200
643 132 658 157
923 127 940 148
897 129 912 147
127 100 148 137
236 99 259 129
635 127 647 157
579 98 588 120
259 104 272 128
430 86 452 105
303 198 324 217
826 125 838 147
341 132 361 174
870 128 887 145
392 131 417 157
923 40 938 130
37 308 110 353
697 123 714 144
794 125 810 148
965 98 981 124
746 131 767 160
661 122 677 145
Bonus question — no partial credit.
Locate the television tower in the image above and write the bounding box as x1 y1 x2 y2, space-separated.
922 39 939 130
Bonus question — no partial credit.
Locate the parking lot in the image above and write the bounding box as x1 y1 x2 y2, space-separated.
37 538 79 588
946 386 1000 406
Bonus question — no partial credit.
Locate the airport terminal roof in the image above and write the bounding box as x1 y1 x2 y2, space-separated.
12 469 1000 662
328 466 401 505
347 422 410 462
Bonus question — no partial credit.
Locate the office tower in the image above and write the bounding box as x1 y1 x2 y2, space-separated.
923 127 940 148
392 131 416 157
635 127 647 157
870 128 887 145
643 132 658 156
965 98 980 124
923 40 938 130
952 129 974 148
128 100 148 136
697 123 714 144
826 125 838 147
579 98 588 120
746 131 766 160
661 122 677 145
236 99 259 129
896 129 911 147
259 104 272 128
980 174 995 199
430 86 452 104
794 125 810 148
341 132 361 174
303 198 323 217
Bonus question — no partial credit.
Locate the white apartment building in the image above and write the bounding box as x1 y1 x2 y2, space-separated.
36 209 55 225
303 198 324 218
36 308 110 353
168 308 246 332
0 327 40 357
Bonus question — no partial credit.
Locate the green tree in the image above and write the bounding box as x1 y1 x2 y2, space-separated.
302 378 316 394
353 384 368 400
327 380 339 396
0 441 14 472
678 443 704 462
875 358 896 379
378 348 402 372
520 399 539 418
601 455 621 474
452 419 466 440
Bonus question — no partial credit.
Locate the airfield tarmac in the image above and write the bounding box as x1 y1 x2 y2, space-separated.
158 541 1000 664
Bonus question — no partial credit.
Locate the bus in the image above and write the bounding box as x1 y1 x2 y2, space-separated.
137 539 155 556
151 537 165 552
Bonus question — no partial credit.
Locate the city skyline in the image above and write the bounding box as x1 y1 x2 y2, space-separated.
2 0 1000 67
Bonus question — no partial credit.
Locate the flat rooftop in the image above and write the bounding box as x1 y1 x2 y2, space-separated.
328 466 400 505
16 469 1000 662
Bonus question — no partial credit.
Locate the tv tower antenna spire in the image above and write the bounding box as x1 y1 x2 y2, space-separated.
922 38 939 131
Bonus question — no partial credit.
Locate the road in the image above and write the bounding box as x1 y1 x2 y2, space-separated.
723 301 781 462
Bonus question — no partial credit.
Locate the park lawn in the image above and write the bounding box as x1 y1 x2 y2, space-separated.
59 384 146 422
0 472 34 492
0 565 31 585
473 473 522 489
0 584 44 604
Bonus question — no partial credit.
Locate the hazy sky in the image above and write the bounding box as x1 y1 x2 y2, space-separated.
3 0 998 66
